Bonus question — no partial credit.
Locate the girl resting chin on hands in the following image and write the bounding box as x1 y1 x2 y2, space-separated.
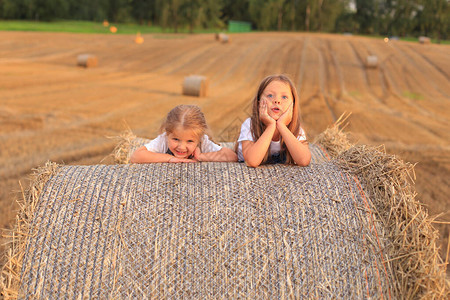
236 74 311 167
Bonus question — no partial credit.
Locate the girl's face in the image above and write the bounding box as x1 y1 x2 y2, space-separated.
261 80 293 120
167 127 200 159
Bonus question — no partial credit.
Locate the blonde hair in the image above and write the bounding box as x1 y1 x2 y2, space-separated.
250 74 302 164
160 104 209 142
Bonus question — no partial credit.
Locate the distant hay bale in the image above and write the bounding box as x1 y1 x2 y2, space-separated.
419 36 431 44
2 125 449 298
77 54 98 68
365 55 378 68
182 75 208 97
218 33 230 43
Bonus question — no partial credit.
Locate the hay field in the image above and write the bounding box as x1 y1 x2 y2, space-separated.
0 31 449 271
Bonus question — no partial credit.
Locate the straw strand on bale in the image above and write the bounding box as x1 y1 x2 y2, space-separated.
337 146 449 298
314 113 353 157
1 161 60 299
315 117 450 299
110 128 137 164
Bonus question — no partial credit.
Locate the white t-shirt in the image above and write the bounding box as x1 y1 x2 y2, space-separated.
144 132 222 154
237 118 307 162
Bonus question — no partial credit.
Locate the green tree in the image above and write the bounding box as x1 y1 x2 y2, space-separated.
27 0 69 21
130 0 156 25
0 0 30 19
159 0 187 32
416 0 449 40
221 0 251 23
191 0 224 31
249 0 283 30
386 0 421 36
354 0 379 34
68 0 109 21
307 0 346 31
106 0 131 23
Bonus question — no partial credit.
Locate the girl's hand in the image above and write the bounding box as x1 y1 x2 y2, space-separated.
193 147 203 162
259 98 276 127
168 156 196 163
277 103 293 127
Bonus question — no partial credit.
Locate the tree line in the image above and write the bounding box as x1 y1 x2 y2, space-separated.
0 0 448 39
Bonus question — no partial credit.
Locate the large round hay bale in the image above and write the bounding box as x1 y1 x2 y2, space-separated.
182 75 208 97
365 55 378 68
3 161 391 298
77 54 98 68
2 126 448 299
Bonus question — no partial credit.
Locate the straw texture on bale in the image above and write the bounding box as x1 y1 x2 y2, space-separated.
1 162 60 299
182 75 208 97
2 124 448 299
3 159 390 298
365 55 378 68
314 121 449 299
76 54 98 68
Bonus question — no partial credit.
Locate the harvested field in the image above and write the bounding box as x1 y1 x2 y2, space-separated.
0 30 449 283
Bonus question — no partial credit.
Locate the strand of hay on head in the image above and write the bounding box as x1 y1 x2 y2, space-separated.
0 161 60 299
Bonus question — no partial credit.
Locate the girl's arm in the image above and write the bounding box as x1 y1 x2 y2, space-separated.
241 99 276 167
130 146 195 163
194 147 238 162
277 105 311 166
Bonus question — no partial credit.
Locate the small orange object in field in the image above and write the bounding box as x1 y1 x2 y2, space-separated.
103 20 109 27
135 32 144 44
110 26 117 33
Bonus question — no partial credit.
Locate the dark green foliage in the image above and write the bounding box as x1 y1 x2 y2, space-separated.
0 0 447 39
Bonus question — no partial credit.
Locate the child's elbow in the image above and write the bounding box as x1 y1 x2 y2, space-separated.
244 158 261 168
130 147 146 164
229 152 238 162
295 154 311 167
220 148 238 162
129 154 139 164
